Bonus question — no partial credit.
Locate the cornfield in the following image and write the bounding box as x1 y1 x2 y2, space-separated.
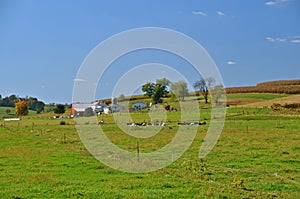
226 79 300 94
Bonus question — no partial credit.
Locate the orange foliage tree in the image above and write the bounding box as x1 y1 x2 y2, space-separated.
15 101 28 116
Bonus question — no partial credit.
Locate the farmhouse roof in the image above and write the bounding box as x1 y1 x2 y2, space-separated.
72 103 91 112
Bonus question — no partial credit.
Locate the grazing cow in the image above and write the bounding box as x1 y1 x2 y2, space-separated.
98 119 105 125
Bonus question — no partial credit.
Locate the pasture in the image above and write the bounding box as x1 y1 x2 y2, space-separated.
0 107 36 118
0 94 299 198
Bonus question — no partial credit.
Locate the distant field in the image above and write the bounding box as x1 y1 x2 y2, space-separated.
225 93 290 107
0 94 299 198
226 93 290 100
241 94 300 108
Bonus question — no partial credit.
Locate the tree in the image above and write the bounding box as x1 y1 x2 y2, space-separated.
15 101 28 116
27 97 38 110
156 78 170 89
211 85 225 104
193 77 215 104
84 107 94 117
35 101 45 114
0 94 18 107
142 82 155 98
152 84 168 104
54 104 65 114
170 81 188 101
9 94 18 101
6 108 11 115
142 80 169 104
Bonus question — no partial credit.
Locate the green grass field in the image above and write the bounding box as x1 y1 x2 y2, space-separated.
0 94 299 198
0 107 36 118
225 93 290 100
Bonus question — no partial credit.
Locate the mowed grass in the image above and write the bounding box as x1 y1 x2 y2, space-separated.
0 102 299 198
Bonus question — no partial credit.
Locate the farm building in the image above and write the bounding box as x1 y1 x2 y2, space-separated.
71 100 124 116
131 102 148 110
103 104 125 114
100 98 124 114
70 103 92 117
92 102 108 114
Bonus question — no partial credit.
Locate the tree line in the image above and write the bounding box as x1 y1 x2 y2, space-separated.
142 78 189 104
0 94 45 113
141 77 224 104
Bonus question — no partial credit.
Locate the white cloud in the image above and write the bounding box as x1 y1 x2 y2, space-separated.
73 78 86 82
265 1 277 6
227 61 236 65
276 38 287 42
192 11 207 16
290 39 300 43
266 37 286 42
265 0 289 6
266 37 275 42
217 11 225 16
266 36 300 43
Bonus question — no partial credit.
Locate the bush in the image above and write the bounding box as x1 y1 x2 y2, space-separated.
271 103 282 111
54 104 65 114
283 103 300 109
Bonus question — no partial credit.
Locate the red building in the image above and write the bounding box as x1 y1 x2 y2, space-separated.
70 103 91 117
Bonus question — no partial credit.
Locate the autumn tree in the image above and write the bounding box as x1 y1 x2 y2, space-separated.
170 81 188 101
15 101 28 116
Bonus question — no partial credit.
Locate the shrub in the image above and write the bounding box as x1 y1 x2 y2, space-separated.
283 103 300 109
54 104 65 114
271 103 282 111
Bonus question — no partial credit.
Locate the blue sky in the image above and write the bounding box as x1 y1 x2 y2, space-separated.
1 0 299 103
